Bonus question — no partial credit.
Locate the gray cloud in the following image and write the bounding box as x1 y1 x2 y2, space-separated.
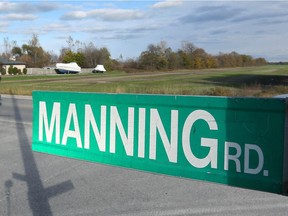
130 25 160 33
88 24 158 40
231 11 288 23
99 33 142 40
180 5 244 23
61 8 144 21
41 23 72 33
256 18 288 25
197 5 226 13
81 26 115 33
210 29 228 35
0 2 58 13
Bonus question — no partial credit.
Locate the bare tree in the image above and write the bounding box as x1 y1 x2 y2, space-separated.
181 40 196 54
2 37 17 58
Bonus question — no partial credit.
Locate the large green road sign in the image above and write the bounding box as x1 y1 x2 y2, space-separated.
32 91 288 194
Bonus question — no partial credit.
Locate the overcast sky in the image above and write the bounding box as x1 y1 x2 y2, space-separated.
0 0 287 62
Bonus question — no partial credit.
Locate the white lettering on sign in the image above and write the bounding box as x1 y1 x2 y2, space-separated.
224 142 242 172
138 108 146 158
62 103 82 148
39 101 60 144
224 142 266 175
84 105 106 152
182 110 218 168
244 144 264 175
110 106 134 156
38 101 268 176
149 109 178 163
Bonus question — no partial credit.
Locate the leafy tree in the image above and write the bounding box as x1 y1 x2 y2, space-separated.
82 42 97 67
167 52 180 69
254 58 267 66
62 50 85 67
139 41 171 70
74 52 85 67
178 50 192 69
60 37 111 68
181 41 197 68
98 47 111 65
62 50 75 63
12 46 22 57
19 54 33 67
216 52 264 68
123 58 139 71
205 55 218 68
193 48 207 69
241 54 253 66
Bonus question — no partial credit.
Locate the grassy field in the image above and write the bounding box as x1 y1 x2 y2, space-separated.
1 65 288 97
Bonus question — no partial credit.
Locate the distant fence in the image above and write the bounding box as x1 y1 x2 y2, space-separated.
26 68 94 75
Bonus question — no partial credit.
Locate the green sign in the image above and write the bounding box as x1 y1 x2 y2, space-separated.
32 91 288 194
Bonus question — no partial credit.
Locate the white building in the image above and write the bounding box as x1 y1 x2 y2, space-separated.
0 57 26 74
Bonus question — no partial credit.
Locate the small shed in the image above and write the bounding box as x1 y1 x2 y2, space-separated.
92 65 106 73
0 57 26 74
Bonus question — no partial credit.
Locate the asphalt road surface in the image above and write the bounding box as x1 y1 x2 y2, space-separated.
0 95 288 216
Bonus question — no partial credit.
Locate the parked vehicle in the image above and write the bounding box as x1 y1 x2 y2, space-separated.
92 65 106 73
55 62 81 74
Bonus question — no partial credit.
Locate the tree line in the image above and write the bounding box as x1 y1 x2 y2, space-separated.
1 35 267 71
129 41 266 71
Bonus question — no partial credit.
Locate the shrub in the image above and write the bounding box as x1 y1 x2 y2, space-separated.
12 67 19 75
23 68 27 75
0 68 6 75
8 65 13 75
